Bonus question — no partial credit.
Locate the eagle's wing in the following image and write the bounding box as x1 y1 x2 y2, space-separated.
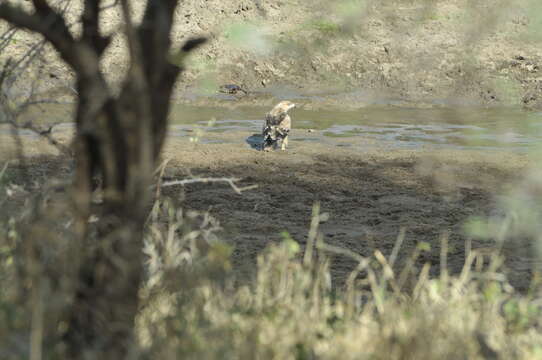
278 115 291 132
266 112 286 126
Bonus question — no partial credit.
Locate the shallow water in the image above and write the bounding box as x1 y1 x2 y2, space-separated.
4 103 542 151
168 104 542 151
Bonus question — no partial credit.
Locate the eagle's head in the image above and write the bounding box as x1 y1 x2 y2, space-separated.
265 100 297 127
274 101 296 114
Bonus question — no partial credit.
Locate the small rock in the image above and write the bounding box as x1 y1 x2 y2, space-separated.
307 129 315 133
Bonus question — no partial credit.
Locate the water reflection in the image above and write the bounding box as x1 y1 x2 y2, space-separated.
167 105 542 151
2 103 541 151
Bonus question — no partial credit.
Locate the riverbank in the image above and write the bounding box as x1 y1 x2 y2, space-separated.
1 128 537 290
2 0 542 110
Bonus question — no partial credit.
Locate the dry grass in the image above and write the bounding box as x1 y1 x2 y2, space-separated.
2 1 542 358
135 202 542 360
1 183 541 359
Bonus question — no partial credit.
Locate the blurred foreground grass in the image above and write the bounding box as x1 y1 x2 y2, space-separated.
0 190 541 359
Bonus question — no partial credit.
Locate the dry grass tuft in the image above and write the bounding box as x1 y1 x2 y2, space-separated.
135 201 542 360
1 194 542 359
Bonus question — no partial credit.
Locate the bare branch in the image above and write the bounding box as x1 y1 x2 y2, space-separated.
2 55 69 154
8 38 47 77
0 57 13 87
31 0 54 15
100 0 119 12
15 98 72 116
158 177 258 195
3 119 72 155
1 2 209 357
0 1 108 79
153 158 171 199
316 239 369 265
0 1 75 97
0 1 77 67
0 26 17 49
82 0 110 55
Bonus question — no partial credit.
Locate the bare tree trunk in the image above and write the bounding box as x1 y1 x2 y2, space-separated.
0 1 205 358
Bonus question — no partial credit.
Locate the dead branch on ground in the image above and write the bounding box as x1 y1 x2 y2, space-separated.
159 177 259 195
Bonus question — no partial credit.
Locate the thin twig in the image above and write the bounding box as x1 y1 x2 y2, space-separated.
316 238 369 265
9 39 47 76
0 26 17 50
30 278 44 360
158 178 258 195
3 119 72 155
389 227 406 268
100 0 119 12
0 161 8 180
154 158 171 199
14 98 73 117
304 202 321 267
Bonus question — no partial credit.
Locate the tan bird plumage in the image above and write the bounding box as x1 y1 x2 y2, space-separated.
262 101 296 151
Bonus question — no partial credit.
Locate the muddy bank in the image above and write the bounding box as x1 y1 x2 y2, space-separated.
7 101 542 154
161 134 536 290
2 0 542 109
2 129 537 290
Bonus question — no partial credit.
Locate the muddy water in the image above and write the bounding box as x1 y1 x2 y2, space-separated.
168 104 542 151
5 103 542 151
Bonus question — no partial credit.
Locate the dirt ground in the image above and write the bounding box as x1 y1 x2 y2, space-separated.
158 132 537 290
3 0 542 110
1 124 539 291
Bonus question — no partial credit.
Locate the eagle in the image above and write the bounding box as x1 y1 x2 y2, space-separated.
262 101 296 151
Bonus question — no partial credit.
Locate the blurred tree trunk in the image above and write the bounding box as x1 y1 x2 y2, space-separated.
0 1 205 358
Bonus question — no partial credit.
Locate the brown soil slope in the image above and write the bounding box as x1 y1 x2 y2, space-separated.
2 0 542 108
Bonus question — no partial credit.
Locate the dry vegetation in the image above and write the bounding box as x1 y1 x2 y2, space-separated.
1 192 542 359
1 0 542 359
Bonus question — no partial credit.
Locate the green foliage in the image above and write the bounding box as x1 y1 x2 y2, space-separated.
523 0 542 41
503 298 542 332
306 19 342 34
493 77 523 104
417 241 431 252
464 216 495 239
334 0 367 17
280 231 301 257
223 22 273 55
